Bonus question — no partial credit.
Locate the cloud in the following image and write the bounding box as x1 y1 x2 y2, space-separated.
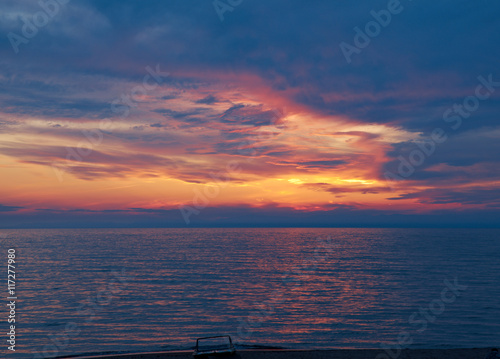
149 123 167 128
304 183 391 195
219 104 282 127
388 187 500 207
0 204 23 212
382 126 500 185
1 203 499 228
195 95 218 104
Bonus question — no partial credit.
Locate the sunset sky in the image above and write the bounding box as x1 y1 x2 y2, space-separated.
1 0 500 227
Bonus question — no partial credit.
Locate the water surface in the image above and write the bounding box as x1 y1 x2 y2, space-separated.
3 228 499 357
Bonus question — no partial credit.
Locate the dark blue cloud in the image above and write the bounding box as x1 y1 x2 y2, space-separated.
2 0 499 131
381 127 500 184
1 204 499 228
0 204 23 212
388 187 500 207
220 105 277 127
195 95 218 105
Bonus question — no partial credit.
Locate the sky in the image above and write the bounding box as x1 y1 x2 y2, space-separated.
1 0 500 228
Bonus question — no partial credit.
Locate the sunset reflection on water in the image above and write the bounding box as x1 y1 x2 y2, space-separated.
7 228 500 356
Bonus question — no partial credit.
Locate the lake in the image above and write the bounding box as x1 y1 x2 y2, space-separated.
3 228 499 358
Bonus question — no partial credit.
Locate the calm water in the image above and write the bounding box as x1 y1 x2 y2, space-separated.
2 228 500 357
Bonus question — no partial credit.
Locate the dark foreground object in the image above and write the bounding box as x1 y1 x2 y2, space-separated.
193 335 236 357
59 348 492 359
